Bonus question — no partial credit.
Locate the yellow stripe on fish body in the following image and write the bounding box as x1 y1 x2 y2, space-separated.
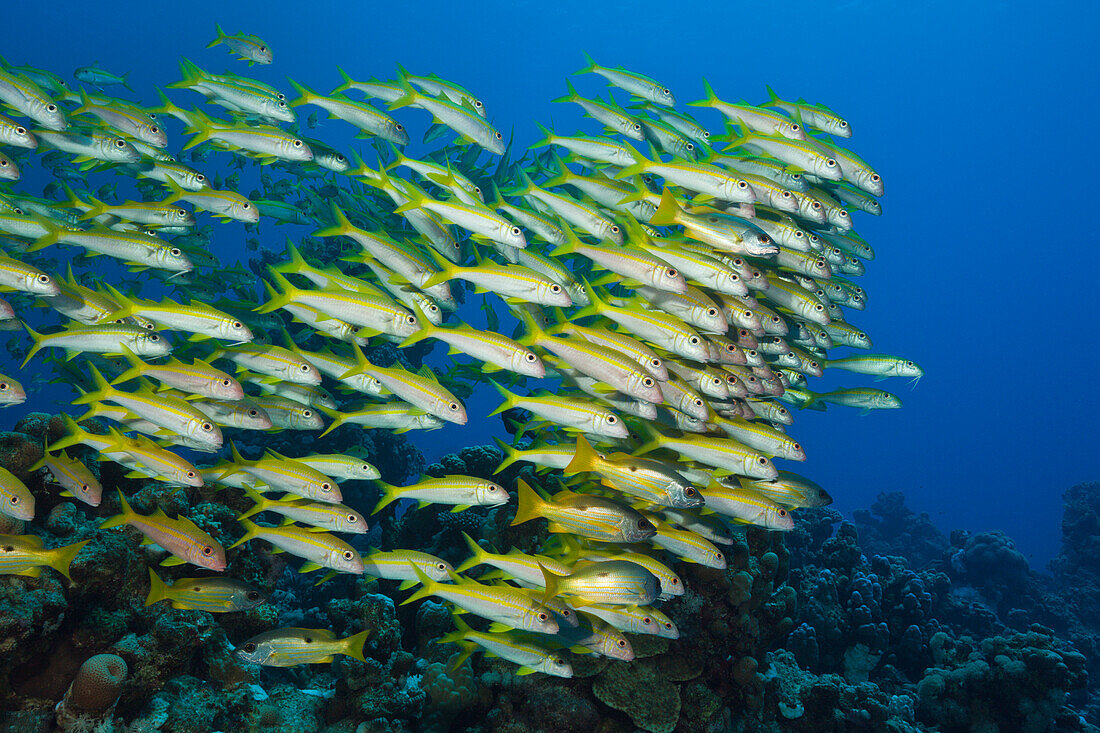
648 519 726 569
223 443 341 503
234 628 371 668
699 481 794 531
361 549 453 587
510 480 656 544
191 397 273 430
239 486 367 534
440 615 573 678
582 603 668 637
711 414 806 461
390 182 525 249
454 532 571 587
72 365 223 449
400 308 545 379
489 380 628 439
211 341 322 385
576 284 709 363
493 438 578 474
145 568 267 612
420 252 570 307
100 490 225 570
293 453 380 482
564 435 701 509
637 425 777 480
540 560 660 607
230 519 363 575
32 449 102 506
0 534 88 579
551 228 685 295
550 321 667 381
318 402 444 436
340 346 466 425
372 475 508 514
402 563 558 634
506 169 622 243
532 124 635 167
111 347 243 400
256 271 419 339
738 471 833 509
289 79 407 145
100 285 253 342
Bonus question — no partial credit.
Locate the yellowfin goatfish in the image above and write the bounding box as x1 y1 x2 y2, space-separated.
540 560 660 607
373 475 508 514
145 568 267 612
511 480 656 543
30 450 101 506
235 628 372 667
0 467 35 520
564 435 702 509
207 25 273 65
240 486 368 534
576 53 675 106
231 519 364 575
0 535 88 579
402 564 559 634
441 616 573 678
101 490 226 571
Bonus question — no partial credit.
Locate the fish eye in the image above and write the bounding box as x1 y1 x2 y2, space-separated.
684 487 695 497
202 545 213 556
9 495 18 504
651 358 661 368
242 643 256 653
347 514 358 522
871 173 881 181
758 457 767 464
292 139 303 147
232 321 243 329
151 126 159 133
394 123 405 132
80 483 90 493
37 273 50 283
524 352 536 362
693 398 703 407
437 563 447 570
449 402 459 411
606 415 617 423
815 304 823 310
302 409 313 417
196 174 206 182
538 612 548 621
666 268 677 277
149 334 160 341
671 578 680 585
336 155 346 162
169 247 182 256
689 337 699 344
494 132 503 139
242 203 251 209
406 315 416 324
259 45 267 51
246 590 260 601
637 519 648 528
301 364 311 371
115 139 126 147
706 308 718 317
825 158 838 168
343 551 353 560
186 471 196 478
321 482 332 492
778 509 788 517
0 160 6 168
617 639 626 647
510 226 521 235
811 202 821 210
474 186 482 195
738 181 747 188
47 104 57 112
16 126 25 134
201 422 213 431
643 377 653 387
0 383 7 390
550 284 561 293
247 409 258 417
686 142 694 151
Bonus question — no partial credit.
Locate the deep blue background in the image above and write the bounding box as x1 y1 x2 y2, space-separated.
3 1 1098 567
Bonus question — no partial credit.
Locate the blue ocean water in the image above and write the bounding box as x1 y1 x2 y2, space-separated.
4 0 1096 568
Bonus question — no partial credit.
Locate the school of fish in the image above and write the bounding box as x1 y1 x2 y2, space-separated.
0 32 920 675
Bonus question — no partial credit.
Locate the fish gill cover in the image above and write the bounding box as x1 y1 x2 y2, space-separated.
0 21 1095 733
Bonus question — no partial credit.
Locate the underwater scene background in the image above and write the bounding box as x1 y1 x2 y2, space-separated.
1 1 1098 731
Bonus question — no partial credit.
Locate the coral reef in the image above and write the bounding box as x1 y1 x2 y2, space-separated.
2 434 1098 732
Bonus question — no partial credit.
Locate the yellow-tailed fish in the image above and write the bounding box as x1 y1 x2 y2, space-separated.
145 568 267 612
440 615 573 678
231 519 363 575
319 402 444 435
101 490 225 570
737 471 833 509
30 450 101 506
372 475 508 514
511 480 655 543
341 348 467 425
235 628 372 667
699 481 794 531
638 425 777 480
539 560 659 607
0 535 88 579
219 444 341 503
402 563 558 634
489 380 627 439
361 548 454 589
455 532 571 588
207 25 273 65
239 486 367 534
564 435 701 509
648 519 726 569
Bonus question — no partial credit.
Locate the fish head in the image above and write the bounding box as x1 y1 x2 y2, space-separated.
476 480 509 507
391 310 420 339
601 631 634 661
210 376 245 401
218 317 254 343
543 655 574 678
423 557 454 582
484 129 507 155
511 348 545 379
234 637 275 665
668 481 704 510
337 508 368 534
621 512 657 543
523 603 559 635
192 538 227 572
2 487 34 521
132 330 173 358
24 269 60 296
330 546 364 575
765 506 795 532
385 121 410 147
261 98 296 124
189 417 224 449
